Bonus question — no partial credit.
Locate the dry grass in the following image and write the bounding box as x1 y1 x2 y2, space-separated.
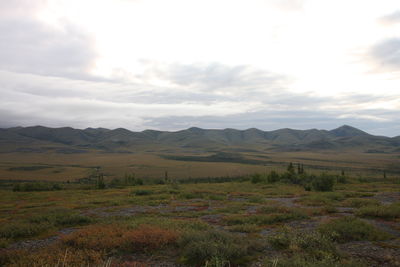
0 149 398 182
61 224 179 253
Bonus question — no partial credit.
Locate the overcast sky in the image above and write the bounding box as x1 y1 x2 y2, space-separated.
1 0 400 136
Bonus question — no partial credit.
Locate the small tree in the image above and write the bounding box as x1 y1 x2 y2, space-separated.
251 173 265 184
287 162 295 174
267 170 280 183
97 173 106 189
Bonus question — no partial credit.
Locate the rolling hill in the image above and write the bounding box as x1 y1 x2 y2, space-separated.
0 125 399 153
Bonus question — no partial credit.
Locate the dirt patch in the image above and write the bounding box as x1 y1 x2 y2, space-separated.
200 214 224 224
371 192 400 205
8 228 76 250
265 197 302 207
339 240 400 267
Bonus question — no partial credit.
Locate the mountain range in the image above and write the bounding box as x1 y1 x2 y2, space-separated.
0 125 399 153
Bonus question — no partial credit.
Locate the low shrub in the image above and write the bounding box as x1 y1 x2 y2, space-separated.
179 191 204 199
227 224 260 233
225 211 308 226
0 237 10 248
0 246 105 267
178 229 262 265
0 222 50 239
299 192 345 206
29 209 92 226
355 202 400 219
311 174 335 192
251 173 266 184
267 227 340 261
132 190 153 196
13 182 62 192
62 224 179 253
267 171 280 183
123 225 179 252
263 256 364 267
341 198 381 208
318 216 392 243
62 225 125 251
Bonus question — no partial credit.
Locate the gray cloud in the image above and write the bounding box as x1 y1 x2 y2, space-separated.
1 64 399 136
369 38 400 71
0 53 398 136
0 1 98 80
379 10 400 25
138 61 290 95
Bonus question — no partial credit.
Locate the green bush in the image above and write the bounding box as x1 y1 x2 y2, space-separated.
251 173 265 184
0 222 50 239
227 224 260 233
311 174 335 192
318 216 392 243
180 192 204 199
178 229 262 265
132 190 153 196
268 228 340 261
341 198 381 208
225 211 308 226
263 256 364 267
29 209 92 226
13 182 63 192
356 202 400 219
267 171 280 183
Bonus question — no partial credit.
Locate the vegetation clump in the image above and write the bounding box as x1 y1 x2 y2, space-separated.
13 182 62 192
132 189 154 196
355 202 400 219
268 227 340 262
178 229 262 265
318 216 392 243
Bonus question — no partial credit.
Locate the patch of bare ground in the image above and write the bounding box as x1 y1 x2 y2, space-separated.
339 241 400 267
8 228 76 250
265 197 301 207
110 254 185 267
370 192 400 205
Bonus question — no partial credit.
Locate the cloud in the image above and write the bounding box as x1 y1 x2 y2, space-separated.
379 10 400 25
0 1 98 80
137 61 291 96
2 68 399 136
269 0 306 11
368 38 400 72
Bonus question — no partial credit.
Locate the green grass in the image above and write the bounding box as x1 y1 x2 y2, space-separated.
178 229 263 265
355 202 400 219
267 227 340 261
341 198 381 208
0 221 51 239
28 208 92 226
225 211 308 226
0 178 399 266
318 216 392 243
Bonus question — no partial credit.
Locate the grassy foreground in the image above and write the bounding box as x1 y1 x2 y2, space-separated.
0 176 399 266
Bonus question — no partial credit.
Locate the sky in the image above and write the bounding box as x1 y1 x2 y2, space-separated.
1 0 400 136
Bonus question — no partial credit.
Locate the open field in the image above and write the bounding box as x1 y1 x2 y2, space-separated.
0 149 399 182
0 178 399 266
1 143 399 266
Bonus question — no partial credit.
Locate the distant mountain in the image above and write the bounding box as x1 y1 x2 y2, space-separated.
0 125 398 153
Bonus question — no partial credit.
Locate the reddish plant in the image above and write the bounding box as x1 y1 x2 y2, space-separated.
123 225 179 252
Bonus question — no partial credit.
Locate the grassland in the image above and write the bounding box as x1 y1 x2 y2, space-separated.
0 146 399 266
0 174 399 266
0 149 398 182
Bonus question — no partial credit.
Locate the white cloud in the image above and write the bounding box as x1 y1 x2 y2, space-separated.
0 0 400 136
